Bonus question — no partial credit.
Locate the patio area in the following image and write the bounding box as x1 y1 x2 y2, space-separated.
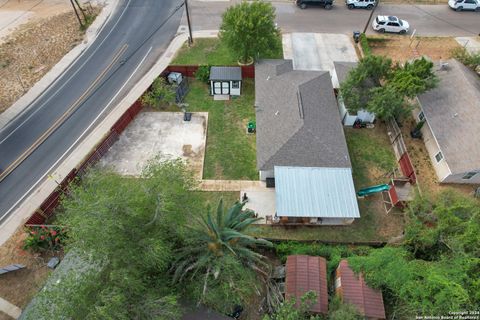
240 188 276 225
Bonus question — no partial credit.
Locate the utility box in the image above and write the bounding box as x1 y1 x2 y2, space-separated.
168 72 183 85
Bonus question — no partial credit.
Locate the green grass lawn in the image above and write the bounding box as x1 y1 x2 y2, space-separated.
345 125 397 188
249 125 403 243
171 38 283 65
185 79 257 180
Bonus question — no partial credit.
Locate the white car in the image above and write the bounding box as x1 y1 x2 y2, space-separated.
448 0 480 11
346 0 376 9
372 16 409 34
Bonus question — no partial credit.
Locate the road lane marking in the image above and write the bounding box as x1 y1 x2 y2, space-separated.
0 0 132 141
0 44 128 183
0 46 152 223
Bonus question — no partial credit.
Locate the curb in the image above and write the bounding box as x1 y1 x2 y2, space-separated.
0 30 220 247
0 0 119 129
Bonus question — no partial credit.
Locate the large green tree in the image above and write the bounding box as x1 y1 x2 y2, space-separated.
340 56 437 121
219 0 282 63
30 158 200 319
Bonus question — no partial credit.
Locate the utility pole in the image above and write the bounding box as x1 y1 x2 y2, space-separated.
69 0 84 28
363 0 379 34
185 0 193 46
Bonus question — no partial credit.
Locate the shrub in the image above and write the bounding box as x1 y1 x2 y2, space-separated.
140 77 176 109
194 65 211 83
23 225 67 252
359 33 371 56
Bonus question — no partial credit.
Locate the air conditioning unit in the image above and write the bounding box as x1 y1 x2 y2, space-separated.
167 72 183 85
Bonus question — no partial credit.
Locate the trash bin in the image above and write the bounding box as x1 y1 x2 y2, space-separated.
353 31 361 43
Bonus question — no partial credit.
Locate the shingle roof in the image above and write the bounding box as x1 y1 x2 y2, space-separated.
336 260 386 319
275 166 360 218
417 59 480 174
255 59 351 171
285 255 329 315
209 66 242 81
333 61 358 88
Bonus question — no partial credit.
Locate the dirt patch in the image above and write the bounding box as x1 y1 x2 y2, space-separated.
0 227 59 312
0 7 100 113
400 117 479 197
368 36 461 63
182 144 194 157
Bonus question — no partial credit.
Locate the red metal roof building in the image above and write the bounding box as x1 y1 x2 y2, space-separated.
285 255 329 314
335 259 386 319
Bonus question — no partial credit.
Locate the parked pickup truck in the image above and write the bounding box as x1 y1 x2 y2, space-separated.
346 0 376 9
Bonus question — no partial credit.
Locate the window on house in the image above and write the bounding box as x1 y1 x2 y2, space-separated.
231 81 240 89
435 151 443 163
418 111 425 122
462 172 477 180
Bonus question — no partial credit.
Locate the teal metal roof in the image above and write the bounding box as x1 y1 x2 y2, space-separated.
274 166 360 218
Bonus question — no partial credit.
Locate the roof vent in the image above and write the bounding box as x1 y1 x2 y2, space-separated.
453 112 458 118
275 110 280 116
267 76 271 80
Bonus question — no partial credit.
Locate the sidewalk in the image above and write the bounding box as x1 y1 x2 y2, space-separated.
455 37 480 54
0 0 119 129
0 29 219 247
0 297 22 319
199 179 265 191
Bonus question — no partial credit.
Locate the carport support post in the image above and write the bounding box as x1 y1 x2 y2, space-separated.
185 0 193 46
362 0 379 34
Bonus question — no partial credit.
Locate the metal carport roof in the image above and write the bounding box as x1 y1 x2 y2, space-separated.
274 166 360 218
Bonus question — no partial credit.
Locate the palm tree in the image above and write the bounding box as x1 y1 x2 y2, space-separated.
173 199 272 295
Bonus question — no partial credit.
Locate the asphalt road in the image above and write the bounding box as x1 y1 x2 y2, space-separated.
188 0 479 36
0 0 183 223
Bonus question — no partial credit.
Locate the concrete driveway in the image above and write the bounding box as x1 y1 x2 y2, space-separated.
283 33 358 87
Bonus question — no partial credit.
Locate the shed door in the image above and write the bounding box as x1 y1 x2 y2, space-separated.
222 82 230 95
213 81 230 95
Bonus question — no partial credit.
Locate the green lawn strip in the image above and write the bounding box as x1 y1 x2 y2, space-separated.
186 79 257 180
171 37 283 66
171 38 238 65
344 126 396 188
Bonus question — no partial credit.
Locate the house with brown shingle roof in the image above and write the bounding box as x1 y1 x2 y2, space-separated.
285 255 329 315
335 260 386 320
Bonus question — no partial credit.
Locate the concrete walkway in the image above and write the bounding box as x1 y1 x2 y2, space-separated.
0 297 22 319
199 179 265 191
455 37 480 54
0 29 219 247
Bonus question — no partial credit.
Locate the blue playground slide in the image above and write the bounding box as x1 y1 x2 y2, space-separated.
357 184 390 197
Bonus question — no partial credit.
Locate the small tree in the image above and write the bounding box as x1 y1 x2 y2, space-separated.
220 1 281 63
141 77 176 109
263 291 322 320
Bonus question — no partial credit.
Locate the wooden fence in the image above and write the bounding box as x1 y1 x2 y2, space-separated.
386 119 417 184
165 65 255 78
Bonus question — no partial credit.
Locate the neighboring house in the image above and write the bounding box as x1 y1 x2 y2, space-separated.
285 255 329 315
255 59 360 225
335 260 386 320
334 61 375 126
209 66 242 97
414 59 480 184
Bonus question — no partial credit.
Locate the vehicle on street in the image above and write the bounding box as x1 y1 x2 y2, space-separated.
448 0 480 11
372 15 409 34
296 0 334 10
346 0 376 9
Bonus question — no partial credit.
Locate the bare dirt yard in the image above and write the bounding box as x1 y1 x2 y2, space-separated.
0 228 58 320
400 117 479 197
0 0 99 113
368 36 461 63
